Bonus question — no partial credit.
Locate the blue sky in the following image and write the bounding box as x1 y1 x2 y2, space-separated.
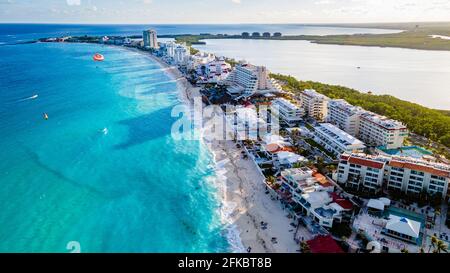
1 0 450 24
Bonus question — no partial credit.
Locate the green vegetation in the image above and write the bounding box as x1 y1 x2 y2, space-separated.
190 47 200 55
163 22 450 51
308 31 450 51
171 35 210 46
428 235 449 253
271 74 450 150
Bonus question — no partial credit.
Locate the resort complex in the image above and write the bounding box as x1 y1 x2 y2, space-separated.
327 99 409 149
40 28 450 255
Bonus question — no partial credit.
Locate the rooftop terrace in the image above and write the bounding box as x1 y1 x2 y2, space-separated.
316 123 365 147
360 111 407 130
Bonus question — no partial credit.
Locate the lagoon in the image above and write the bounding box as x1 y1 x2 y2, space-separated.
194 39 450 110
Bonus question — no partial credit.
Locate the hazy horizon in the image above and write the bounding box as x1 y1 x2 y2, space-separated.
1 0 450 24
1 21 450 25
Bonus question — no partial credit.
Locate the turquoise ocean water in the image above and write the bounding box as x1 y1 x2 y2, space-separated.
0 42 230 252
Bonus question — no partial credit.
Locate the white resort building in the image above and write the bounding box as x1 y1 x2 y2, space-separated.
188 52 216 71
327 99 409 149
278 167 353 228
385 156 450 198
161 41 177 59
300 89 329 122
337 153 389 193
196 57 232 84
313 123 366 157
358 111 408 149
174 43 191 66
327 99 363 136
226 63 282 99
226 106 267 140
337 153 450 198
143 29 159 50
272 98 304 127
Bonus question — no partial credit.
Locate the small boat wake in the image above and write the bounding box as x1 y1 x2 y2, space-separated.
17 94 38 102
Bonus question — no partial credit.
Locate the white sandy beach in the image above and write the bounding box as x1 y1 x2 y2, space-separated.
127 47 299 253
208 140 301 253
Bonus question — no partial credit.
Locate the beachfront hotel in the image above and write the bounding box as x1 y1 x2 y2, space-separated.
143 29 159 50
174 43 191 65
225 62 282 99
300 89 329 122
272 98 304 127
337 153 450 198
327 99 409 149
226 106 267 140
278 167 353 229
188 52 215 70
196 57 232 84
160 41 177 59
313 123 366 157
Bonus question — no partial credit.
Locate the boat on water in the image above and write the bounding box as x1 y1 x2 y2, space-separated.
17 94 38 102
93 53 105 62
43 113 49 120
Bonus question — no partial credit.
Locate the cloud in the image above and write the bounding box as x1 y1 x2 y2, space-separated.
231 0 241 4
315 0 334 5
66 0 81 6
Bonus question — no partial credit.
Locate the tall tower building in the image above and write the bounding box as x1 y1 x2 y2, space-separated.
143 29 159 49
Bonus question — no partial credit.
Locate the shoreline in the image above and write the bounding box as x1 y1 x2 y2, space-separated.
121 46 299 253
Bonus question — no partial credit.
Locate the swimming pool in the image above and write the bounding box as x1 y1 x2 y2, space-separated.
378 146 433 159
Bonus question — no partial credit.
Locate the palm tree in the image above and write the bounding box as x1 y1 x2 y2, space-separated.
401 248 409 253
300 241 311 253
428 235 438 253
266 176 276 186
435 240 448 253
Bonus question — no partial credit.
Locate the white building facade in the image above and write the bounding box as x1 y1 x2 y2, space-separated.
337 153 388 193
196 57 232 84
226 63 282 98
300 89 330 122
174 44 191 66
313 123 366 157
272 98 304 127
143 29 158 49
386 157 450 197
337 153 450 198
327 99 363 136
358 112 408 149
327 99 409 149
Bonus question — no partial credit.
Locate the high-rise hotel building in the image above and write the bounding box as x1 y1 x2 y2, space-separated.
143 29 159 50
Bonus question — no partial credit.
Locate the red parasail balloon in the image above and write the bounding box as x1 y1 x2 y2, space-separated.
93 53 105 62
